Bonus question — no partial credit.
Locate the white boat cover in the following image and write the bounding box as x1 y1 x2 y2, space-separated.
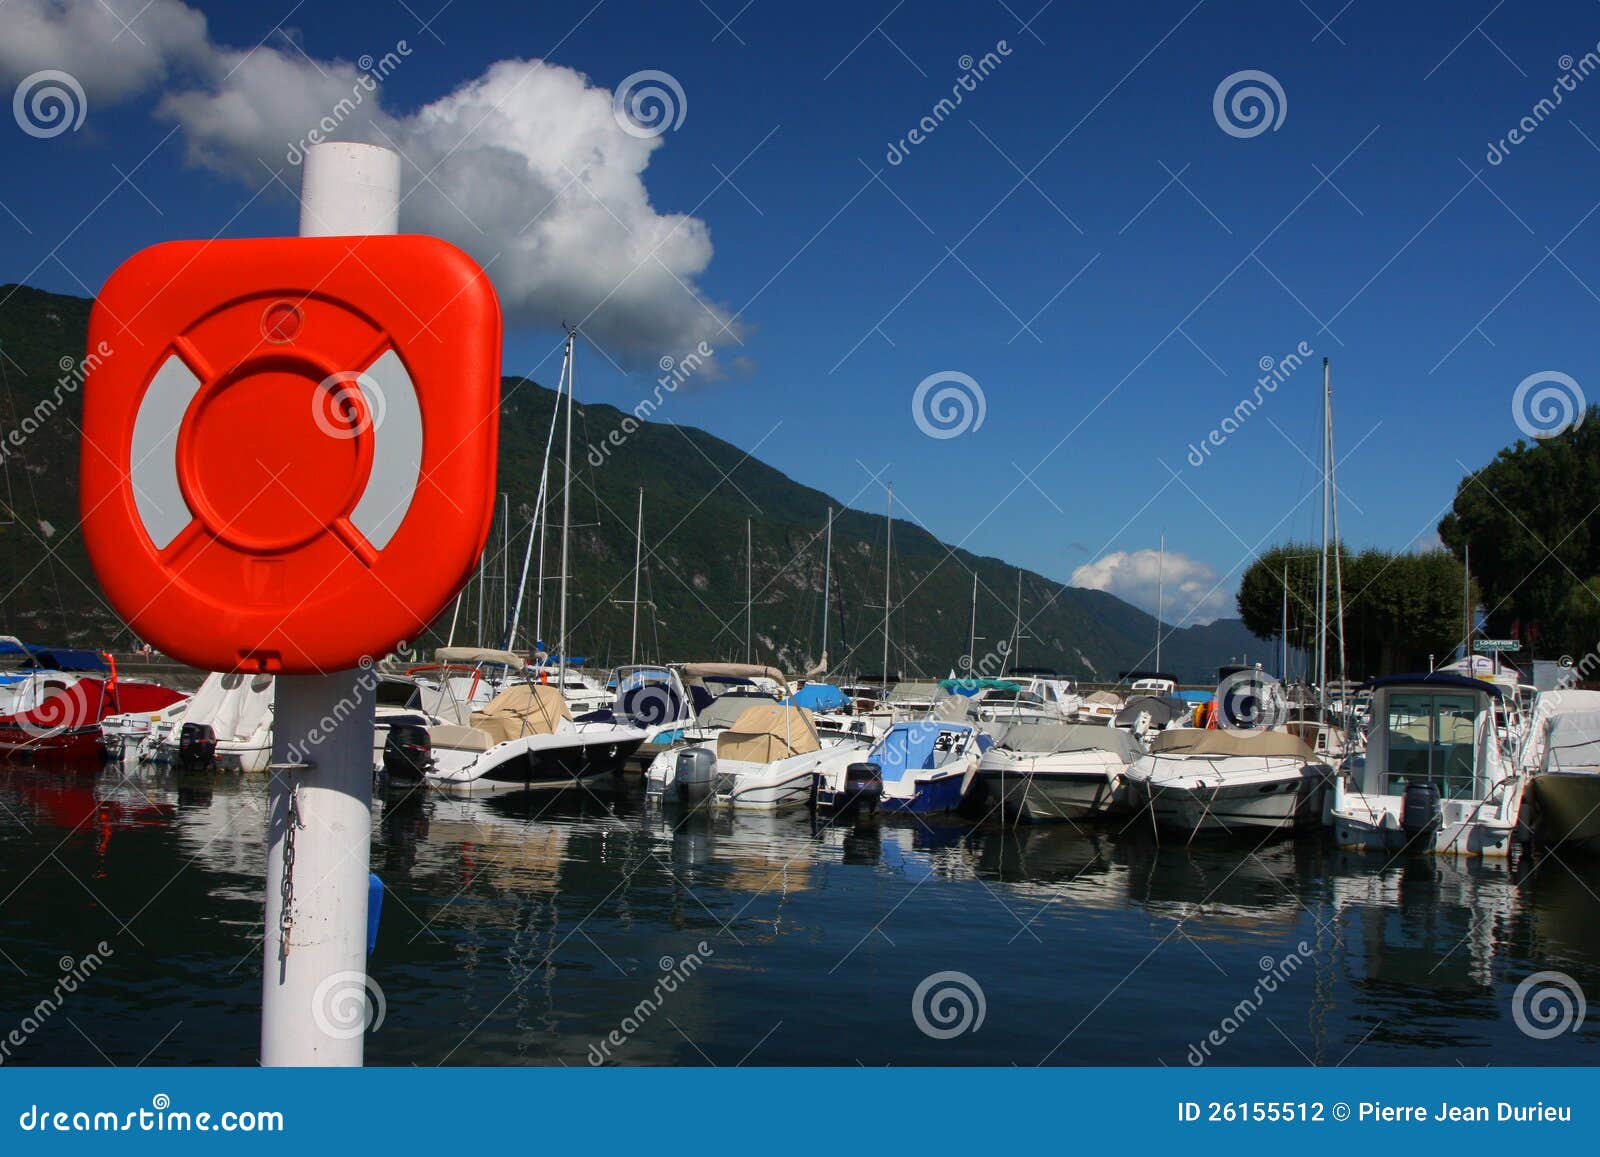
716 703 819 762
1528 688 1600 771
995 721 1138 760
1150 728 1314 759
470 683 570 744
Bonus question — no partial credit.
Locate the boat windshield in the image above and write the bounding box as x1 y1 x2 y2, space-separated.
1381 690 1482 798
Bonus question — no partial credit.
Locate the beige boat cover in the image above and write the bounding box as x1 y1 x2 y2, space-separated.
716 703 820 762
470 683 570 744
1085 690 1123 706
434 646 526 670
1151 728 1315 759
997 721 1138 760
678 661 790 685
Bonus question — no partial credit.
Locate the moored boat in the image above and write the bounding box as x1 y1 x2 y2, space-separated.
1328 673 1522 857
976 720 1139 822
1124 728 1331 837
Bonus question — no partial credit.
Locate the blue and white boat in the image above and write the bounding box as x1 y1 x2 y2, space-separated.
816 720 991 814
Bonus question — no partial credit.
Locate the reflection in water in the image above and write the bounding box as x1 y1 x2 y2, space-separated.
0 761 1595 1066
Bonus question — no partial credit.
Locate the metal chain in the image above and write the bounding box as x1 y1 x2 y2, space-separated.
279 780 302 959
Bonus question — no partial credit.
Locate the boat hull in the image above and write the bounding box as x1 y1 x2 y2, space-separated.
1520 772 1600 854
430 733 644 795
1126 765 1327 836
976 764 1128 822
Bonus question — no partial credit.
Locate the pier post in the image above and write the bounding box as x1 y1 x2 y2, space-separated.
259 142 400 1066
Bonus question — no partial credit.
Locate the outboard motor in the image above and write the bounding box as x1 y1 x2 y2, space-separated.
674 747 716 805
1400 781 1443 846
177 722 217 773
840 761 884 813
382 723 434 786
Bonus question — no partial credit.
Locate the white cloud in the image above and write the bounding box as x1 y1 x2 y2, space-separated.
1071 548 1234 626
0 0 735 366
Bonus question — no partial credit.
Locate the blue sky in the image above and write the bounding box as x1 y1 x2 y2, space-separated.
3 0 1597 626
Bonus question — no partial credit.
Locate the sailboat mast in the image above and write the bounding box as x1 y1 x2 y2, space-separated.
820 508 832 667
745 518 753 664
1280 561 1289 681
882 484 893 686
630 487 644 666
1011 572 1022 671
968 569 979 673
532 340 569 654
500 492 510 635
557 329 575 686
1155 533 1165 673
1317 358 1330 705
1328 367 1347 698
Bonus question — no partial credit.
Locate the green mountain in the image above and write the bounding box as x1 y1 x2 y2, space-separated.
0 283 1263 683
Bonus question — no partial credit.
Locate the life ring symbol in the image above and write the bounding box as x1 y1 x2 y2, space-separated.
129 331 422 568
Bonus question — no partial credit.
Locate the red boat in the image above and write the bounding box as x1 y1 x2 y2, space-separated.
0 641 185 763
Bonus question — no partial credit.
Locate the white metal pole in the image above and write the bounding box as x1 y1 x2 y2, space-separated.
261 141 397 1067
1155 532 1164 673
558 331 574 687
820 508 832 669
630 487 643 666
745 518 753 664
883 485 893 685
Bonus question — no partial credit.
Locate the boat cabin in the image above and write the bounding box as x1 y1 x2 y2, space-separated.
1357 674 1505 801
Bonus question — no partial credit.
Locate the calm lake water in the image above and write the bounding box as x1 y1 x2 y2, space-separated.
1 759 1596 1066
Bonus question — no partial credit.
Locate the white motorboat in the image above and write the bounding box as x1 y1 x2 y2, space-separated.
976 720 1139 822
1328 673 1523 857
654 703 842 810
151 671 275 772
643 689 780 792
425 681 645 795
1124 728 1331 836
815 719 989 814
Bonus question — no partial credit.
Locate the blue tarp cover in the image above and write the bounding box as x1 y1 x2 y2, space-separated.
787 683 848 711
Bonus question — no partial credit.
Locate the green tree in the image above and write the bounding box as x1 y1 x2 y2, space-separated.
1438 410 1600 659
1237 544 1471 678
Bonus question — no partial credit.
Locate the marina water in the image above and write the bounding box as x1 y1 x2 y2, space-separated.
0 762 1595 1066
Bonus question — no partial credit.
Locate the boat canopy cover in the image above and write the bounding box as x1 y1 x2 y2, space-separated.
1150 729 1315 759
995 720 1137 760
471 683 570 744
716 703 819 762
1084 690 1123 706
434 646 526 670
0 640 108 671
1365 672 1505 698
938 677 1022 696
887 681 942 704
698 692 781 729
870 720 972 774
1114 695 1186 727
787 682 848 712
679 662 789 685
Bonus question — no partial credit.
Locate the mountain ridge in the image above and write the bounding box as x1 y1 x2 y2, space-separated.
0 283 1264 683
